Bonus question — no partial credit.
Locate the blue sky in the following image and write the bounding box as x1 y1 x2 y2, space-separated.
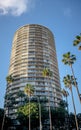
0 0 81 114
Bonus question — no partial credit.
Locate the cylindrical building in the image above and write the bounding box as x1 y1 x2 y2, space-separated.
5 24 62 119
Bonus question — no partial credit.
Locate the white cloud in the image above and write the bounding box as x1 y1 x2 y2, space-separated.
0 0 31 16
64 8 71 17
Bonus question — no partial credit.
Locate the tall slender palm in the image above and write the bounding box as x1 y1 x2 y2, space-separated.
24 84 34 130
63 74 79 130
1 75 14 130
62 52 81 103
73 33 81 50
5 75 14 116
43 68 52 130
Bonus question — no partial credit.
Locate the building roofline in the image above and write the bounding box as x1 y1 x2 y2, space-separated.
14 24 53 36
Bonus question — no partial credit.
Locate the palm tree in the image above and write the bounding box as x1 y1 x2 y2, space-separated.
73 33 81 50
63 74 79 130
6 75 14 84
1 75 14 130
24 84 34 130
62 52 81 103
43 68 52 130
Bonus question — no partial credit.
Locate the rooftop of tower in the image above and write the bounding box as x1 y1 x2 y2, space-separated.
14 24 54 37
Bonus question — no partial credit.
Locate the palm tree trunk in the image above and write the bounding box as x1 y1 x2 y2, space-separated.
8 107 9 117
71 65 81 103
29 96 31 130
39 98 42 130
70 86 79 130
66 96 69 112
1 112 5 130
66 96 70 130
48 77 52 130
49 102 52 130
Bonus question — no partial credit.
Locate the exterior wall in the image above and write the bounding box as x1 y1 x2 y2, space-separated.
5 24 62 119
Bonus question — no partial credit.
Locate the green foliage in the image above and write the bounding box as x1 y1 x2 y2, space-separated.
17 102 81 130
62 88 69 97
63 74 79 130
59 100 68 109
74 40 80 46
17 102 39 129
6 75 14 83
17 112 28 126
69 113 76 129
51 106 68 129
62 51 80 104
0 108 12 130
17 103 48 129
18 102 39 118
24 84 34 97
17 90 25 97
63 74 77 89
62 52 76 66
73 33 81 50
42 68 52 77
0 108 4 117
77 113 81 128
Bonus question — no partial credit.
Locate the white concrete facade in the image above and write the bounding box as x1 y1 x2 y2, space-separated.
5 24 62 118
